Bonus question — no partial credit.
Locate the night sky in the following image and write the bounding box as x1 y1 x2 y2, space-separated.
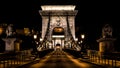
0 0 120 50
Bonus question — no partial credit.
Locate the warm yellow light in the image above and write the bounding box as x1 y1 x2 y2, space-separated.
40 38 43 41
54 27 63 32
34 35 37 39
78 42 81 44
81 34 85 39
36 42 39 44
75 38 78 41
0 28 3 34
24 28 30 35
80 40 83 43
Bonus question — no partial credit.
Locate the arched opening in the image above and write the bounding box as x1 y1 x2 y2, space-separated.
52 27 64 35
52 27 65 50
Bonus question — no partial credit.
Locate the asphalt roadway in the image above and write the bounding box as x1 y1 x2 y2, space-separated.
18 50 106 68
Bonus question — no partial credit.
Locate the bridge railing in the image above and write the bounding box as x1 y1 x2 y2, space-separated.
87 50 120 68
0 49 37 68
0 48 54 68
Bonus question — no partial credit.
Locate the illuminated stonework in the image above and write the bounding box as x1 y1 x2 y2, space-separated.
39 5 77 49
41 5 75 10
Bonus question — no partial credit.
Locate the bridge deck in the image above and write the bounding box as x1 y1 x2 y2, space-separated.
17 50 105 68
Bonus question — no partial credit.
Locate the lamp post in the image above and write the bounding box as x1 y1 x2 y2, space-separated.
39 38 43 46
33 34 38 46
80 34 85 52
40 38 43 42
33 35 37 39
80 34 85 44
81 34 85 39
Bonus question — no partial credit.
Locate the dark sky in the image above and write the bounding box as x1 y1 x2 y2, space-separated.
0 0 120 46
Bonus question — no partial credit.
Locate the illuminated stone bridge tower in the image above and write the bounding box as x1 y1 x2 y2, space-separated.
39 5 78 49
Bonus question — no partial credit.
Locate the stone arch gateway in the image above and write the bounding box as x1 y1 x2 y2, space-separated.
39 5 78 49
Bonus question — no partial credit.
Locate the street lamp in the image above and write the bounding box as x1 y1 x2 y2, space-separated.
80 40 83 43
33 34 37 39
78 42 81 44
81 34 85 39
40 38 43 42
80 34 85 53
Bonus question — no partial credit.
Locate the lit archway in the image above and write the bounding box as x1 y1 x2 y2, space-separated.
52 27 65 50
52 27 64 35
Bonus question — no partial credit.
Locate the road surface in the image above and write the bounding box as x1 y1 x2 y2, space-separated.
19 50 105 68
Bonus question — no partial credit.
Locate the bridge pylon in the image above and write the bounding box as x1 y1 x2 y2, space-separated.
38 5 81 51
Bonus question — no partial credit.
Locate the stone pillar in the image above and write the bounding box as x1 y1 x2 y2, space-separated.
97 38 116 57
97 24 116 58
2 24 16 52
2 38 16 52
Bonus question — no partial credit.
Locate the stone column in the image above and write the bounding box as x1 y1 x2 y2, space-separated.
97 38 116 57
97 24 116 58
2 38 16 52
2 24 16 52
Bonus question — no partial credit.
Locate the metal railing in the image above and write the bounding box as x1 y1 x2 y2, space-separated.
0 49 36 68
87 50 120 68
